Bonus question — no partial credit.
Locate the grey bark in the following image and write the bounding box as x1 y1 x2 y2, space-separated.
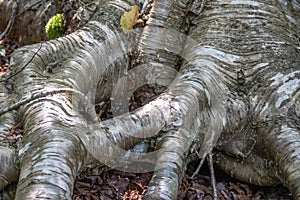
0 83 18 190
0 0 300 200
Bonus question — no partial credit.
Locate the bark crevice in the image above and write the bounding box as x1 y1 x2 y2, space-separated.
0 0 300 199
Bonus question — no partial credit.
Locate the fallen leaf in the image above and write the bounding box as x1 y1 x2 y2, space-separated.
120 5 144 35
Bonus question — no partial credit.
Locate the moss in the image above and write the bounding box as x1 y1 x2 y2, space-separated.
45 13 65 40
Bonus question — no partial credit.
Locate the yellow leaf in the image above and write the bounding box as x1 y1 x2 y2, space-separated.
120 5 143 35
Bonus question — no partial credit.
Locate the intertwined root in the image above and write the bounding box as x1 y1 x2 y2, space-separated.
0 0 300 199
266 125 300 199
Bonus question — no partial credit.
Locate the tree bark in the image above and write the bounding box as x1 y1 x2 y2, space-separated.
0 0 300 199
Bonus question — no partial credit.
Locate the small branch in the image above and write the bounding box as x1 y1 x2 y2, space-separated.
0 42 43 83
0 88 89 116
191 152 217 199
191 152 207 178
208 153 218 200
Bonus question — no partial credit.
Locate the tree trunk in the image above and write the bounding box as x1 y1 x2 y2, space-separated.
0 0 300 199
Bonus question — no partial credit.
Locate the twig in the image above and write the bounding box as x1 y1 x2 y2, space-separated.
0 0 19 40
191 152 207 178
0 88 89 116
208 153 218 200
0 42 43 82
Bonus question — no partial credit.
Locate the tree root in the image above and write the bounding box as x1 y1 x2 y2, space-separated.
0 0 300 199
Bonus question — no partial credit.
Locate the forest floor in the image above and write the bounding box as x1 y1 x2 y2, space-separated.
73 165 292 200
0 36 293 200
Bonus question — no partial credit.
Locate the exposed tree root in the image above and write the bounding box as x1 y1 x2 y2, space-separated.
0 0 300 200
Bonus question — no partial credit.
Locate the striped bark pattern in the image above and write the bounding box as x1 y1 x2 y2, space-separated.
191 0 300 198
0 0 300 199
